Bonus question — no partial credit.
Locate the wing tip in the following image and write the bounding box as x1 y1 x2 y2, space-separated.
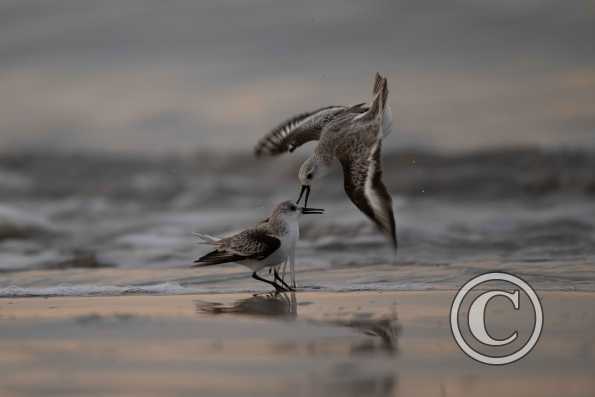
373 72 383 94
253 140 283 158
254 110 317 157
390 231 398 253
253 145 266 157
193 257 215 267
386 200 398 254
380 217 397 255
193 249 239 267
358 74 389 122
192 260 208 267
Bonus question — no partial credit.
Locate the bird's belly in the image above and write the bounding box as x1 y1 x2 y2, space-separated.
264 248 287 267
241 223 299 273
241 248 287 272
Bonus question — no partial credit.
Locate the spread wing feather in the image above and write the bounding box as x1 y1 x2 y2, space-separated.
254 105 367 156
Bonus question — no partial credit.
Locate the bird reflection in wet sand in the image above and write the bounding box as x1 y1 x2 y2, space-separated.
195 292 298 318
195 294 401 396
342 316 401 355
196 294 400 355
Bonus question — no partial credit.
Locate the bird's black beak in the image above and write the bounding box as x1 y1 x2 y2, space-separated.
296 185 311 207
300 207 324 215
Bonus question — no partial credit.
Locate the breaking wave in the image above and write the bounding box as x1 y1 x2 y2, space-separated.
0 282 189 298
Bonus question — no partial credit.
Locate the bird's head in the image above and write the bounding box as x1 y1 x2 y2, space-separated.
274 201 324 220
298 157 320 187
297 157 330 207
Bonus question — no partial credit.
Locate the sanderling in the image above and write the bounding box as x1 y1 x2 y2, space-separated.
193 201 324 292
254 73 397 251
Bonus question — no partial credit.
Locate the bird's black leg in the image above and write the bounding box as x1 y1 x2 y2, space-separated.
274 269 294 291
252 272 285 292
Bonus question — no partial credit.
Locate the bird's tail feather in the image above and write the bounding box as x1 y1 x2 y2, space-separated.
193 232 221 245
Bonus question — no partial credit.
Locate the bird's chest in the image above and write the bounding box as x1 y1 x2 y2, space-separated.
281 222 299 250
260 225 297 267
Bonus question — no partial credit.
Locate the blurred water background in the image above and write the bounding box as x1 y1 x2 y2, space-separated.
1 1 594 295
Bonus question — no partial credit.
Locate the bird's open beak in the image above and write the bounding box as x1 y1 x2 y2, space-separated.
296 185 311 207
300 207 324 214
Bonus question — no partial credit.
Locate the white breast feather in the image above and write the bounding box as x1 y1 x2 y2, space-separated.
364 141 387 227
381 104 393 138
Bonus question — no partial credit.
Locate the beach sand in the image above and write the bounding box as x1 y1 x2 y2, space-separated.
0 290 593 397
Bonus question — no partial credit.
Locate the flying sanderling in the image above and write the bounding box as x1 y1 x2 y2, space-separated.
254 73 397 251
193 201 324 292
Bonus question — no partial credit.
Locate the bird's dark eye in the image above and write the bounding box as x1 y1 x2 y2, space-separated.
290 205 297 211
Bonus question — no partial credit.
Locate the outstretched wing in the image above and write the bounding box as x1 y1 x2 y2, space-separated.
193 229 281 266
337 136 397 251
254 105 366 156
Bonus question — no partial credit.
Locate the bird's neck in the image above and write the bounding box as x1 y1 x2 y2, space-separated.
311 151 333 173
268 215 290 236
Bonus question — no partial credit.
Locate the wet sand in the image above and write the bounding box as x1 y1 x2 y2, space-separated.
0 291 594 397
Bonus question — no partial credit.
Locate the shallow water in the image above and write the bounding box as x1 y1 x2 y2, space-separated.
1 149 594 296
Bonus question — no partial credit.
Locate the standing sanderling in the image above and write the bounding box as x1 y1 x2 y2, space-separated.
254 73 397 251
193 201 324 292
